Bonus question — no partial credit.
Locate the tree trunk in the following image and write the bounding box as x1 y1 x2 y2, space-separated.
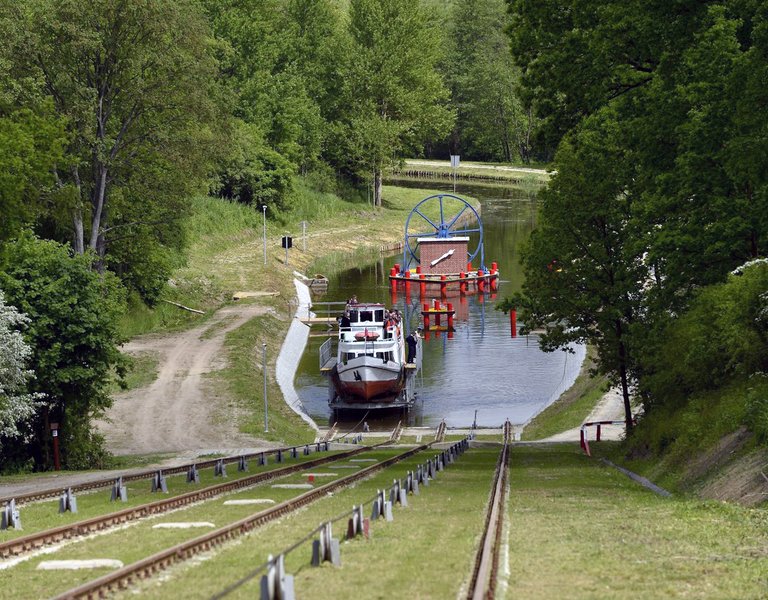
72 209 85 255
373 168 383 207
70 166 85 254
89 164 108 250
616 322 634 433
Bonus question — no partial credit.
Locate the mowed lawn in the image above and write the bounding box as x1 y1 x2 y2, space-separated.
506 445 768 599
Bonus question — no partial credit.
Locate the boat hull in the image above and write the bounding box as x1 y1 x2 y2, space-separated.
334 359 405 402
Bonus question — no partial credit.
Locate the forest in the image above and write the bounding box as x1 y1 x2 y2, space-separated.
1 0 767 471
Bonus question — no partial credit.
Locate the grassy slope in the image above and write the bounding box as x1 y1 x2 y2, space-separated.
600 376 768 506
507 445 768 599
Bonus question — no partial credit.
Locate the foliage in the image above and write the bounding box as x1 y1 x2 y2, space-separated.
331 0 455 205
505 1 768 440
2 0 222 295
639 264 768 411
444 0 534 162
0 105 67 243
215 120 296 213
0 289 44 452
498 111 644 429
0 234 127 469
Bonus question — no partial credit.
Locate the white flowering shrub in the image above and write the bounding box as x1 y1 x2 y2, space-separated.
0 290 43 448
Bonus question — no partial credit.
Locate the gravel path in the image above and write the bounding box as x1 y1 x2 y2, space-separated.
536 388 628 442
95 303 272 455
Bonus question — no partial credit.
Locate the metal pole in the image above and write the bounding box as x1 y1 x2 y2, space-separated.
263 343 268 432
262 205 267 265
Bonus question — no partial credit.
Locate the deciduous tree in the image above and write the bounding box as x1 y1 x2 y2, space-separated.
0 290 43 456
0 234 126 469
335 0 454 206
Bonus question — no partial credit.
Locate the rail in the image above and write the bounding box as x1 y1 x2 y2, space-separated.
0 443 335 507
0 444 384 559
579 420 626 456
466 421 511 598
53 443 433 600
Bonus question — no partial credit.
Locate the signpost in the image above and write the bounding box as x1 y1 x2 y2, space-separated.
281 235 292 265
300 221 308 252
450 154 460 192
50 422 60 471
261 205 267 265
263 343 268 433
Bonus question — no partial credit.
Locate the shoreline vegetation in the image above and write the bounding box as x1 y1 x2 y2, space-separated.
115 179 516 452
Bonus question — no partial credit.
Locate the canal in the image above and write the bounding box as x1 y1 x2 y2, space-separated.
295 179 585 429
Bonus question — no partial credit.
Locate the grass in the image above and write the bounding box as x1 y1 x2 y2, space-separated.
505 444 768 599
4 448 422 598
122 446 499 599
218 311 315 445
521 347 608 440
0 452 344 542
109 351 160 394
399 159 551 184
599 376 768 501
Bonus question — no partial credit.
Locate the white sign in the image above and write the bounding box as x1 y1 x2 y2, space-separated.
450 155 460 168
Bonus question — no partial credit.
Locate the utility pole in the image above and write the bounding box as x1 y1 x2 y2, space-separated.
263 343 268 433
262 205 267 265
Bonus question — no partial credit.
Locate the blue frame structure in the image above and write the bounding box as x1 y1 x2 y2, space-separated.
400 194 485 274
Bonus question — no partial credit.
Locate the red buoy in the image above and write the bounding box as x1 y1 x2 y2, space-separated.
477 269 485 293
459 271 466 294
510 309 517 338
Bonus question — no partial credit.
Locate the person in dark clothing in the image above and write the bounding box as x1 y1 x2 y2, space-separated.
339 312 351 329
406 331 417 363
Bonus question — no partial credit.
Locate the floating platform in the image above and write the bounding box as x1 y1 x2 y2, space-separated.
389 262 500 294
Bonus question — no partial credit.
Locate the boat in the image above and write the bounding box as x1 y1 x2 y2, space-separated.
319 302 421 410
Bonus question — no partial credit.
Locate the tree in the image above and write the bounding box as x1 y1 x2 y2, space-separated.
445 0 533 162
499 113 645 432
0 106 67 243
0 234 126 469
0 290 43 456
334 0 454 205
3 0 220 271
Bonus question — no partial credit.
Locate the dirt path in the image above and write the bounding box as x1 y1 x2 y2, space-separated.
95 303 271 456
537 388 628 443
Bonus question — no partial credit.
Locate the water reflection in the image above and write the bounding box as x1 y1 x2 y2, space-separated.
295 180 584 429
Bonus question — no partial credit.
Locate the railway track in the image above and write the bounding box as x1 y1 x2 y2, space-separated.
0 442 337 506
466 422 511 599
52 443 433 600
0 443 383 560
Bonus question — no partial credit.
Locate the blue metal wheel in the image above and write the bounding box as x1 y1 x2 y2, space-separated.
401 194 484 273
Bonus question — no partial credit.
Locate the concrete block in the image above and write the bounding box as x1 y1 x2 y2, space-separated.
187 464 200 483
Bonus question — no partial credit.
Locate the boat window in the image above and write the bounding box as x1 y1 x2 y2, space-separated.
348 310 359 323
374 309 384 322
359 310 373 322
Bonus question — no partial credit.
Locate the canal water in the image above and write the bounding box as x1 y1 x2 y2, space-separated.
295 180 585 429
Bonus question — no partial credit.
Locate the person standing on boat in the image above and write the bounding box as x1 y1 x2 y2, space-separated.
339 312 351 329
406 331 417 363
